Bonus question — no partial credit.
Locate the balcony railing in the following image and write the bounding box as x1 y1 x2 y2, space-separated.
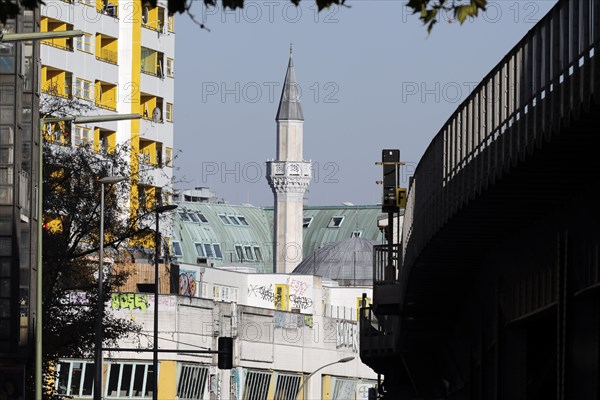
373 244 400 284
96 49 118 64
359 306 402 360
97 3 118 18
42 87 72 99
42 39 74 52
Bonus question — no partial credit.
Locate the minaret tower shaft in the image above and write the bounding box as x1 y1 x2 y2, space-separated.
266 48 312 274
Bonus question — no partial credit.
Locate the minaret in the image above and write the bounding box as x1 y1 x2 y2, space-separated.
267 47 312 274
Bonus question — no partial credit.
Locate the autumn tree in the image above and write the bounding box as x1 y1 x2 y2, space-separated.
39 138 147 398
1 0 487 31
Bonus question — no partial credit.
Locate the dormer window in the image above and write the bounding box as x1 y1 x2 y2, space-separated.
328 216 344 228
194 243 205 257
303 217 313 228
178 212 191 222
172 241 182 257
197 213 208 223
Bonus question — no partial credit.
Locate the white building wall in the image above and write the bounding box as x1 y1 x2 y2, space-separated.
105 266 376 399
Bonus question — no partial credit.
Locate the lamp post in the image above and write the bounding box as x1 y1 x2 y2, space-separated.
94 176 126 400
37 113 140 400
152 203 178 400
296 356 355 400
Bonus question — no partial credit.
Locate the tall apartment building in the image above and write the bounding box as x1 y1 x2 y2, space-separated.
0 9 40 395
40 0 175 214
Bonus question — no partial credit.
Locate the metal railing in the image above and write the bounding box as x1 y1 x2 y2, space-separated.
402 0 600 278
41 39 74 52
96 48 118 64
373 244 400 284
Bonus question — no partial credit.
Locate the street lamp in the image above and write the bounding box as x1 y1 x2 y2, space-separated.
94 176 126 400
152 203 178 400
0 30 84 43
36 113 140 400
296 356 355 400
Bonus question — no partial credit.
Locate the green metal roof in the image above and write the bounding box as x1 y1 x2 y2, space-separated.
171 202 384 273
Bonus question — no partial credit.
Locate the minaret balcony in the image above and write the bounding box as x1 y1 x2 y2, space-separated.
266 160 312 179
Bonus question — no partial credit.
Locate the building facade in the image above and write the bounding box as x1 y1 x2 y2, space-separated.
0 10 40 395
169 191 385 274
52 265 377 399
40 0 175 214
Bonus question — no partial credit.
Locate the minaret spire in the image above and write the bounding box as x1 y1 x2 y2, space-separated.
276 47 303 122
266 50 312 274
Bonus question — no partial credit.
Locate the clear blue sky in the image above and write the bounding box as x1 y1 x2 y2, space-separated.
173 0 557 206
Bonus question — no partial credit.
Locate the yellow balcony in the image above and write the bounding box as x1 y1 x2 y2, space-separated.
142 5 165 32
41 17 74 51
41 66 72 99
96 33 118 64
141 47 164 77
95 80 117 111
96 0 118 17
95 128 117 154
140 93 163 122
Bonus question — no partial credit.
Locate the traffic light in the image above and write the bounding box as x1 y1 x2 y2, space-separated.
218 337 233 369
382 149 400 213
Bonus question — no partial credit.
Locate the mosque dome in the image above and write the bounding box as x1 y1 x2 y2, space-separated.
292 237 377 286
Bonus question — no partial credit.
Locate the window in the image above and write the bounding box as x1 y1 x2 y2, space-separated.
213 244 222 259
204 244 214 258
177 364 209 400
237 216 249 226
188 213 200 223
228 215 241 225
106 362 153 397
54 360 95 397
178 212 191 222
242 370 272 400
166 58 174 77
165 147 173 167
167 14 175 32
72 125 92 148
74 78 93 101
235 245 244 261
244 246 253 261
253 246 263 262
197 213 208 223
327 216 344 228
303 217 313 228
76 33 92 53
219 214 230 225
166 103 173 122
351 231 362 238
273 373 301 400
172 241 182 257
332 378 358 400
194 243 205 257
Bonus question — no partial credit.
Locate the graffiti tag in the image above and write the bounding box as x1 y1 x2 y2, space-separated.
111 293 149 311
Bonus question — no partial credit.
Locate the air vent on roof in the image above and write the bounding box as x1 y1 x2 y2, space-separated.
197 257 208 265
